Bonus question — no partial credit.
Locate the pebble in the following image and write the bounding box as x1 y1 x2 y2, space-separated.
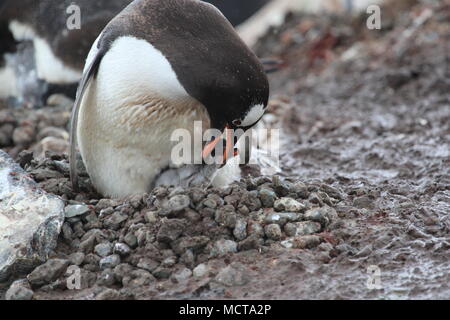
172 268 192 282
27 259 70 287
215 205 237 228
210 239 238 257
304 206 337 227
143 210 158 224
172 236 210 255
137 258 160 273
292 181 309 199
113 243 131 257
233 219 247 241
96 288 120 300
264 224 282 240
274 198 305 212
294 221 322 236
124 233 138 249
292 235 322 249
103 212 128 230
123 270 156 287
68 252 85 266
272 176 290 196
162 195 191 215
64 204 90 218
193 264 208 278
99 255 121 270
284 223 297 237
264 212 298 225
258 188 277 207
94 242 113 257
97 268 116 286
5 280 34 300
214 264 250 287
157 219 186 243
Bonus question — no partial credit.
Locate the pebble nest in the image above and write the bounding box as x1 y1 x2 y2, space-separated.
4 152 343 300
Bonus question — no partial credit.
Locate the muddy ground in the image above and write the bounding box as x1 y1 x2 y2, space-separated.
1 0 449 299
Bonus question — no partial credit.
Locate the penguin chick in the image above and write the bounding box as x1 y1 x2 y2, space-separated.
70 0 269 198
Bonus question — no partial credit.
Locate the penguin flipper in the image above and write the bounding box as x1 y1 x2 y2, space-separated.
69 52 103 191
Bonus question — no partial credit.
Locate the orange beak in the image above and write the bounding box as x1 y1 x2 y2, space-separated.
202 125 238 164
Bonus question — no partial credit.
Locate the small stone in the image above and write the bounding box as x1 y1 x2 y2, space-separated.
94 242 113 257
203 198 217 209
215 205 237 228
214 264 250 287
65 204 90 218
123 270 156 287
264 212 298 225
274 198 305 212
124 233 138 249
238 235 262 251
280 239 294 249
172 236 210 255
210 239 238 257
291 181 309 198
96 288 120 300
353 196 374 209
264 224 282 240
180 249 195 268
27 259 70 287
152 267 172 279
318 242 334 252
68 252 85 266
137 258 160 273
97 268 116 286
79 235 96 254
143 210 158 224
284 223 297 237
172 268 192 282
259 188 277 207
247 222 264 237
113 243 131 257
193 264 208 278
161 256 177 268
233 219 247 241
113 263 134 283
162 195 191 215
294 221 322 236
5 280 34 300
292 235 321 249
103 212 128 230
99 255 121 269
240 191 262 211
304 206 337 227
157 219 186 243
272 176 290 196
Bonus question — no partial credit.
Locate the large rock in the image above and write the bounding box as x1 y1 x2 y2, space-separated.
0 150 65 282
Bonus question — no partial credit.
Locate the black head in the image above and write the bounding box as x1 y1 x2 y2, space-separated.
100 0 269 131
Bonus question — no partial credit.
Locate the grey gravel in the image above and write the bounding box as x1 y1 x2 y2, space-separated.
27 259 69 287
65 204 90 218
99 255 121 269
5 279 34 300
264 224 282 240
94 242 113 257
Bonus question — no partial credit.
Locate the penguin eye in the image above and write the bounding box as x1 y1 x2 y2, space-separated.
232 119 242 126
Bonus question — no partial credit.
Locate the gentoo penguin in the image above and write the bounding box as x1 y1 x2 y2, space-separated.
70 0 269 198
0 0 273 105
0 0 133 104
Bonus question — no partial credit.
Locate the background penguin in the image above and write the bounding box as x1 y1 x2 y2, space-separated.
70 0 269 198
0 0 273 106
